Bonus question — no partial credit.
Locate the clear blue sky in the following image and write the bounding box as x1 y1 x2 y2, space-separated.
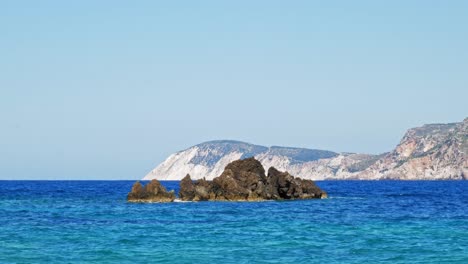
1 1 467 179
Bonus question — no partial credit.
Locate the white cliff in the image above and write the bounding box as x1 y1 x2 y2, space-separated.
143 118 467 181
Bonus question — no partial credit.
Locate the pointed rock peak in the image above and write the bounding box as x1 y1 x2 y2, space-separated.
179 174 196 201
267 166 281 176
127 179 175 203
181 174 192 181
131 181 143 193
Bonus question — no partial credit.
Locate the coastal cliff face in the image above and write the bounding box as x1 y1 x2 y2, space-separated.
143 140 378 180
356 118 467 180
143 118 467 180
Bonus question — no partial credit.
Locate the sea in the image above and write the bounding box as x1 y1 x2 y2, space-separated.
0 180 467 263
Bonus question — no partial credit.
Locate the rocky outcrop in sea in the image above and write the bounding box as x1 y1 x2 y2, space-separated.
127 180 176 202
128 158 327 202
179 158 327 201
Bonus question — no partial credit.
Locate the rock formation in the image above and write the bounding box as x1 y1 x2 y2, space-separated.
127 180 176 202
265 167 327 199
178 158 327 201
128 158 327 202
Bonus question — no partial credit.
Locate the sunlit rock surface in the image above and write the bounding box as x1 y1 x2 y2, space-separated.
127 180 176 203
143 118 467 180
178 158 327 201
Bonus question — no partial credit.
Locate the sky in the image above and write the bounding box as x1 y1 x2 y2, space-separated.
1 1 467 179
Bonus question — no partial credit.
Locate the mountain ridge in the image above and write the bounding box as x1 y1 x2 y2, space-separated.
143 140 377 180
143 118 467 180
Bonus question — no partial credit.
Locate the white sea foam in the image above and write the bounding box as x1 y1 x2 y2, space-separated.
173 199 192 203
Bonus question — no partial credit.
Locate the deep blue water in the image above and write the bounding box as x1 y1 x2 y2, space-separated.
0 181 467 263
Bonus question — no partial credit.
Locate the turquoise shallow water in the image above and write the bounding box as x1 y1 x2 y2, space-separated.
0 181 467 263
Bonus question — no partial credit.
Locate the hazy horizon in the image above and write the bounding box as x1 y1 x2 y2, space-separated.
1 1 467 179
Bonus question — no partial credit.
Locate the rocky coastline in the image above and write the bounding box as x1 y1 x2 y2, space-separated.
127 158 327 203
143 118 467 181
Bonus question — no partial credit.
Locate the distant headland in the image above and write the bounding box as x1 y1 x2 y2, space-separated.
143 118 467 181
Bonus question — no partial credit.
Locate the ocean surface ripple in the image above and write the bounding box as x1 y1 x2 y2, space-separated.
0 180 467 263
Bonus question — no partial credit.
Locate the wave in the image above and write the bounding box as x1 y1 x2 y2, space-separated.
173 199 192 203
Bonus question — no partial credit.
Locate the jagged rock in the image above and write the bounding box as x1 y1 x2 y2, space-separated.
211 158 267 201
266 167 327 199
127 179 175 203
179 158 327 201
179 174 215 201
129 158 327 202
192 178 213 201
179 174 196 201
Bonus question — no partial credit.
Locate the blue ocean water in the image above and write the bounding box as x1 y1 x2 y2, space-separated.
0 181 467 263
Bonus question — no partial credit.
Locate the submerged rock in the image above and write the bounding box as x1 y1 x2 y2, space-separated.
179 157 327 201
127 179 175 203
